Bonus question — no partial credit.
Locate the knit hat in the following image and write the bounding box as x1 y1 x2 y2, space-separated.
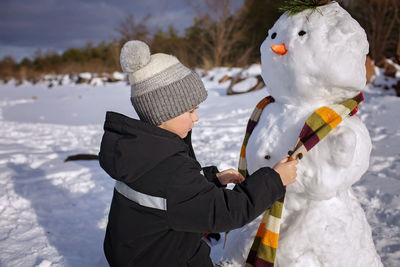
120 40 208 125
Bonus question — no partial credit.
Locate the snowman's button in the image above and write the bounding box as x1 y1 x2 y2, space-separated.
264 155 271 160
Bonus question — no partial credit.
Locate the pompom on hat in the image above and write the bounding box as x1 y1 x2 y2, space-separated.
120 40 207 125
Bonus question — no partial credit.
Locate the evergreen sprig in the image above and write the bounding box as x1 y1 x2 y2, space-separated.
279 0 333 16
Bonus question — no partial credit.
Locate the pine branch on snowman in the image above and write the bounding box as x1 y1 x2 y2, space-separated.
221 1 383 266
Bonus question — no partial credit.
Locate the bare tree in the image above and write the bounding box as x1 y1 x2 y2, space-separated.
344 0 400 62
189 0 252 68
115 14 151 47
396 4 400 60
397 32 400 60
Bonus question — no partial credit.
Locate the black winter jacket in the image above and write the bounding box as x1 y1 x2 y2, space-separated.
99 111 285 267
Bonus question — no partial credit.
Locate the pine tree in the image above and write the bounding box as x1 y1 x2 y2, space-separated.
280 0 333 15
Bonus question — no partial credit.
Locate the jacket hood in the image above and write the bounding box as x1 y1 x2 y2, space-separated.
99 111 188 183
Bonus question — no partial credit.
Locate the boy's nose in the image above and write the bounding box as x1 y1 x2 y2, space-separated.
192 111 199 122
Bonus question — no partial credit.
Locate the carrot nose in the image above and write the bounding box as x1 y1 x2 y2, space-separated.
271 44 287 55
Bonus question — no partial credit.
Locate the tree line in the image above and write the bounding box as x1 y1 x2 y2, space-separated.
1 0 399 81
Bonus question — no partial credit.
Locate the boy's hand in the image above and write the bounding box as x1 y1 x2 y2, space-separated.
273 158 299 186
216 169 245 185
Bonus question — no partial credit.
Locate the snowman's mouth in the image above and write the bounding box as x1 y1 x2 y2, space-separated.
271 44 287 55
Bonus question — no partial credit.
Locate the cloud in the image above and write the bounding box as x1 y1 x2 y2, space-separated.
0 0 125 49
0 0 243 60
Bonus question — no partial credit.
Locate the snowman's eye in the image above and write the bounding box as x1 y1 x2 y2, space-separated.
298 30 306 36
271 32 277 39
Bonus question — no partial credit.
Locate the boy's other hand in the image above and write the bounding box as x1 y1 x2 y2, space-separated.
216 169 245 185
273 157 298 186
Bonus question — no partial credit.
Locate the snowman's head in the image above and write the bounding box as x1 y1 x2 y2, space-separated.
260 1 369 106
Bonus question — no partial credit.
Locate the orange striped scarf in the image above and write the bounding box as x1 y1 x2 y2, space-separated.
239 93 364 267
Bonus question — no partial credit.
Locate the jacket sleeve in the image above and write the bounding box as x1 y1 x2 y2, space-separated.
202 166 226 188
166 160 285 233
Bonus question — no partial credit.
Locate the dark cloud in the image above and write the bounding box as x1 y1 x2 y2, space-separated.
0 0 242 60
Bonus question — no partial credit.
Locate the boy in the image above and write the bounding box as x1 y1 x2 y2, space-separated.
99 40 298 267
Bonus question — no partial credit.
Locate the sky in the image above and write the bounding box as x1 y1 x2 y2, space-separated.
0 0 243 62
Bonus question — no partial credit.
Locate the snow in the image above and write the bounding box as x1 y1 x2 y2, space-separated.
111 72 125 81
232 77 258 93
241 64 262 77
89 78 104 87
79 73 92 80
59 75 72 86
0 68 399 266
0 82 134 125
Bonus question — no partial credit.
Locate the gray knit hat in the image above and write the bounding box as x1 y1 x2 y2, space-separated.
120 40 208 125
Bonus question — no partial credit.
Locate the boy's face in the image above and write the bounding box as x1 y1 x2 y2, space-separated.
158 106 199 138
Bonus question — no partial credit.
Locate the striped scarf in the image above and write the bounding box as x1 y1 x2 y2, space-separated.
239 93 364 267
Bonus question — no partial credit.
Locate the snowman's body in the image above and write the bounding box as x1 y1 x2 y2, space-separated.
221 2 382 266
247 104 380 267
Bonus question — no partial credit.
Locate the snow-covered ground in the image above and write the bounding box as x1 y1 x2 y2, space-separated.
0 67 399 266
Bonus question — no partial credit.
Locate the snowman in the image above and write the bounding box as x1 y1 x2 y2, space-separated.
221 1 382 266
